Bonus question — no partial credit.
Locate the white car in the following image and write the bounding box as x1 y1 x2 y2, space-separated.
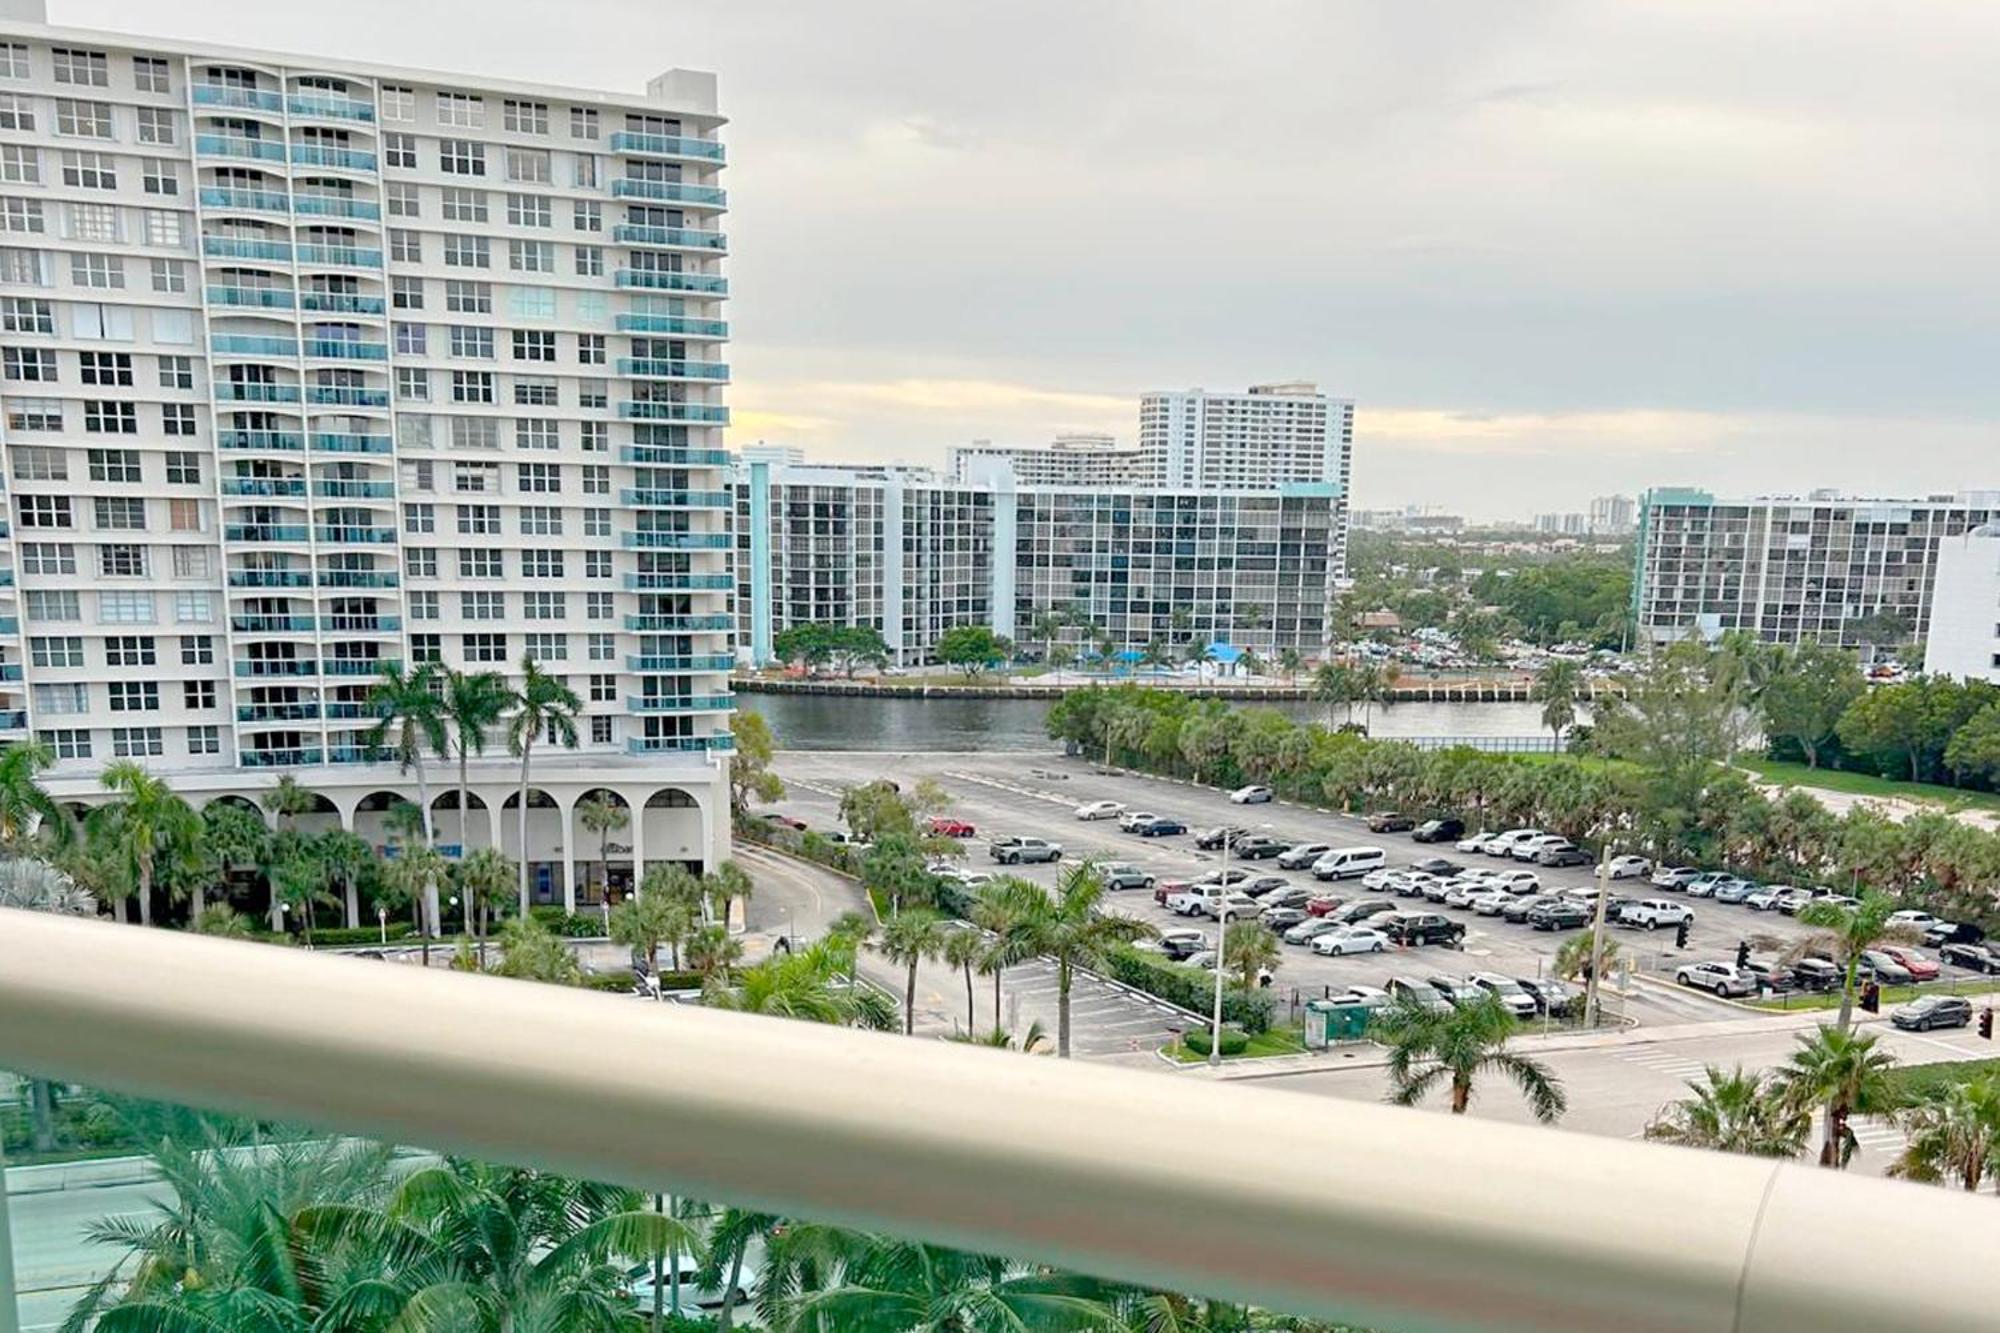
1490 869 1541 893
1456 832 1495 853
1889 910 1944 932
1470 890 1518 916
1073 799 1124 821
1312 926 1389 956
1510 834 1567 863
1361 867 1400 890
1329 984 1392 1009
1283 918 1347 946
1117 810 1157 832
1624 898 1694 929
1607 855 1653 880
1229 784 1275 805
1209 892 1264 920
1744 886 1789 912
1483 829 1543 857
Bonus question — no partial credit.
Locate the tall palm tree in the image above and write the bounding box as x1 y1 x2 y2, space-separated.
1014 861 1152 1058
878 909 950 1036
1375 990 1567 1121
1795 890 1918 1031
611 889 678 980
384 843 448 967
1277 645 1304 685
366 664 446 934
313 828 372 930
1780 1024 1901 1168
1889 1074 2000 1192
941 926 984 1034
455 845 516 959
1644 1066 1809 1158
506 658 581 918
704 858 754 931
439 666 510 859
971 880 1036 1028
260 773 317 835
88 761 198 928
1531 658 1583 744
576 792 630 901
0 738 64 852
687 922 745 987
1313 661 1357 727
1553 929 1621 984
198 800 268 926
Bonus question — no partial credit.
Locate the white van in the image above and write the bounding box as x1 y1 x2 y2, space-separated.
1310 846 1388 881
1484 828 1542 857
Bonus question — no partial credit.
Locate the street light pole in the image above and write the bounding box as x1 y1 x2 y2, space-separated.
1583 844 1613 1028
1210 824 1231 1066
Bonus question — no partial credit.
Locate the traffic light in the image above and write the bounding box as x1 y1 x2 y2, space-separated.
1860 982 1880 1014
1981 1009 1994 1040
1674 918 1690 951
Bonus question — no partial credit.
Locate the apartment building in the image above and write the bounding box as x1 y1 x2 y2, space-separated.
1589 493 1635 535
734 461 1338 665
1633 488 2000 651
0 8 732 903
947 432 1141 487
1922 525 2000 684
1137 382 1352 490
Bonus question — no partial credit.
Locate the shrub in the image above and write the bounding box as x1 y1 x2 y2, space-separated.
528 906 607 937
1102 946 1273 1033
1181 1027 1250 1057
578 969 703 993
289 923 418 948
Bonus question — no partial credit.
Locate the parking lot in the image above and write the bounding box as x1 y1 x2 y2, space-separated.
768 750 1847 1030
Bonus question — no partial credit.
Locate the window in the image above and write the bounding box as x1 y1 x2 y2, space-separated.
504 99 549 135
450 417 497 450
451 370 494 403
105 636 156 667
186 725 220 756
180 635 213 665
508 239 555 272
380 85 414 121
524 591 565 620
135 107 176 145
20 541 74 573
40 729 90 760
2 298 54 334
573 199 602 232
574 244 604 277
99 544 146 577
443 234 489 268
403 502 434 534
463 632 507 663
167 498 201 531
515 378 558 406
0 145 38 184
513 329 556 361
84 400 137 433
141 159 180 196
143 211 184 248
158 354 193 389
385 182 419 217
575 153 598 188
165 452 200 484
577 333 606 365
111 727 163 758
590 715 613 746
150 259 188 293
507 286 556 320
584 550 611 579
580 464 610 495
98 590 155 623
59 150 116 189
440 138 485 175
33 683 88 714
457 503 501 535
64 203 117 245
441 187 488 222
406 632 440 665
518 462 560 493
70 252 122 288
94 496 146 529
7 397 61 430
173 591 211 623
11 447 65 481
184 679 216 710
515 418 558 450
590 672 616 703
87 447 140 482
54 99 113 138
587 632 615 661
437 92 484 127
584 508 611 537
570 106 598 139
30 637 83 668
161 403 196 436
384 132 417 169
170 547 210 578
395 366 431 402
391 276 424 309
585 591 614 621
524 632 567 661
461 590 504 620
0 248 49 285
132 56 171 93
26 590 80 621
520 546 564 574
17 495 71 529
407 590 439 621
389 229 422 263
504 147 551 183
2 347 55 381
393 322 426 356
506 193 552 228
52 48 109 87
450 325 494 358
580 384 610 413
458 548 502 578
444 279 491 312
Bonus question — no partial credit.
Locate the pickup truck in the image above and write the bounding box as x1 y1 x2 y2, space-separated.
989 836 1063 865
1166 885 1225 916
1621 898 1693 930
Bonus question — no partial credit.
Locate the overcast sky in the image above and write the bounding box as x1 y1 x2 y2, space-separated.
66 0 2000 517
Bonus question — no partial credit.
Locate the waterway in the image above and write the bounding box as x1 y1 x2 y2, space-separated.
736 693 1568 752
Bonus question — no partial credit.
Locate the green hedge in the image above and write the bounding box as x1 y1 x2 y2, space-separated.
292 923 418 948
579 969 704 993
1180 1027 1250 1057
529 906 610 937
1102 946 1274 1033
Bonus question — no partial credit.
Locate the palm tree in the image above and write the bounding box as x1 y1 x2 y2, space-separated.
708 940 897 1030
0 856 92 915
197 800 268 925
704 858 754 931
1015 861 1152 1058
1780 1024 1901 1168
88 761 198 927
1223 918 1278 991
971 880 1038 1029
455 845 516 961
687 922 745 987
1277 646 1304 685
947 1019 1053 1053
611 889 678 982
1553 929 1621 984
1795 889 1918 1031
506 657 581 918
941 926 984 1034
314 828 372 930
366 663 446 934
576 792 630 901
384 843 448 967
1889 1074 2000 1192
773 1230 1119 1331
1313 661 1357 726
1531 659 1583 744
439 666 509 858
1644 1066 1810 1158
0 738 63 852
878 909 950 1035
1375 990 1566 1121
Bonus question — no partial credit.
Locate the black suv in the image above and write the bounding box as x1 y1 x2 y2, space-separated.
1412 817 1465 844
1527 900 1592 931
1232 834 1290 860
1382 912 1465 947
1194 826 1249 850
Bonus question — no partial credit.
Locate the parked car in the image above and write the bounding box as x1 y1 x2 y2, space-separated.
991 836 1063 864
1284 917 1348 946
1740 959 1797 994
1384 977 1455 1012
1941 941 2000 974
1683 871 1733 898
1329 984 1392 1010
1528 900 1592 931
1229 784 1275 805
1382 912 1465 947
1455 832 1496 854
1261 907 1310 932
1879 946 1940 982
1675 962 1754 997
1155 928 1207 961
928 817 976 838
1312 925 1391 956
1409 856 1462 876
1424 975 1487 1007
1927 921 1986 947
1469 973 1538 1018
1135 816 1188 838
1073 799 1124 821
1102 863 1155 891
1305 894 1345 917
1210 893 1264 920
1713 880 1760 905
1517 976 1577 1017
1470 889 1520 917
1623 899 1694 930
1650 865 1700 890
1413 817 1466 844
1367 811 1416 833
1535 841 1593 868
1606 855 1652 880
1490 869 1542 893
1391 872 1437 899
1117 810 1158 832
1859 950 1913 985
1790 958 1843 992
1888 910 1945 934
1277 842 1333 870
1483 828 1544 858
1192 867 1255 888
1333 899 1399 926
1744 885 1791 912
1240 874 1291 896
1893 995 1974 1032
1503 895 1563 924
1311 847 1388 881
1511 834 1568 863
1233 835 1289 860
1259 887 1313 912
1776 888 1826 916
1194 825 1248 850
1167 885 1224 916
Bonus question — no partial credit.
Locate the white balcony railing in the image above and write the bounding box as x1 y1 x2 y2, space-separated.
0 908 1995 1332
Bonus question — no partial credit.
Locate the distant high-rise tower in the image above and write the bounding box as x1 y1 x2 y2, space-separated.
1137 382 1351 491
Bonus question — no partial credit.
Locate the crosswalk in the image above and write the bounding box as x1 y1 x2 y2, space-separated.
1612 1046 1716 1084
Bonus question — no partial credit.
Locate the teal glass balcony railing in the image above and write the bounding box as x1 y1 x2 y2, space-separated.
315 526 396 544
296 244 383 268
621 530 732 550
623 571 735 591
0 571 14 588
614 313 729 338
214 382 302 403
191 84 284 111
225 524 309 543
207 284 296 309
620 488 732 508
299 291 388 314
289 144 377 171
327 743 388 764
626 694 736 712
311 432 392 453
0 707 26 729
236 701 321 722
211 334 299 357
608 177 728 205
323 658 397 677
615 359 731 381
614 269 729 295
323 700 368 719
618 445 732 467
238 745 324 766
220 477 307 497
288 94 375 122
198 186 290 213
607 131 726 162
626 733 736 754
293 194 382 220
304 339 389 360
325 614 401 633
317 569 398 588
202 235 292 261
227 569 313 588
231 614 315 633
612 224 728 251
307 386 390 407
617 402 730 424
624 654 735 672
195 133 286 161
217 430 305 451
0 615 18 635
234 659 317 677
624 613 733 632
312 479 395 499
0 663 21 682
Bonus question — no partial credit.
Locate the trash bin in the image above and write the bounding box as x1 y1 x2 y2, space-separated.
1334 1003 1372 1041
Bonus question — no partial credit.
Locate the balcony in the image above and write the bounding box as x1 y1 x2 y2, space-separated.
312 479 395 499
614 313 729 338
626 694 735 712
624 654 735 672
623 571 735 591
620 488 732 508
236 701 320 722
0 615 17 634
318 569 398 588
617 402 730 424
231 614 315 633
202 235 292 262
293 194 382 220
296 244 383 268
618 445 733 467
614 269 729 295
289 144 377 172
214 382 302 403
195 132 286 161
238 746 325 766
608 177 728 206
191 83 284 111
612 224 728 251
606 131 726 162
0 663 20 682
234 659 317 677
211 334 299 357
615 358 731 381
306 386 390 407
225 524 310 543
327 743 388 764
316 525 396 544
288 94 375 122
207 284 296 309
0 571 13 588
220 477 307 497
323 658 397 677
325 614 401 633
197 186 290 213
621 530 732 550
0 708 24 729
624 613 733 632
217 429 306 451
311 432 393 453
228 569 313 588
304 339 389 360
323 701 368 719
299 291 388 314
626 733 736 753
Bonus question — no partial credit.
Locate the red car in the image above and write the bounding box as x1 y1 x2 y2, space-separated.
1881 946 1941 982
1307 894 1346 917
928 817 976 839
764 814 807 831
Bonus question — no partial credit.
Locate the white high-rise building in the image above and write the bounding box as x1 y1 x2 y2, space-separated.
947 432 1141 487
0 8 733 903
1923 526 2000 684
1137 382 1352 491
1588 493 1635 535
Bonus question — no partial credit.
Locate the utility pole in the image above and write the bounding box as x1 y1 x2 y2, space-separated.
1210 827 1232 1065
1583 846 1613 1028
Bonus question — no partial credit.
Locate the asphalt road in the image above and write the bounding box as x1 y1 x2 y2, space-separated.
10 1176 151 1331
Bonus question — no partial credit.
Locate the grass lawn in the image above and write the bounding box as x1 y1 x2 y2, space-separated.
1735 756 2000 816
1749 978 2000 1013
1165 1025 1307 1063
1889 1058 2000 1102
